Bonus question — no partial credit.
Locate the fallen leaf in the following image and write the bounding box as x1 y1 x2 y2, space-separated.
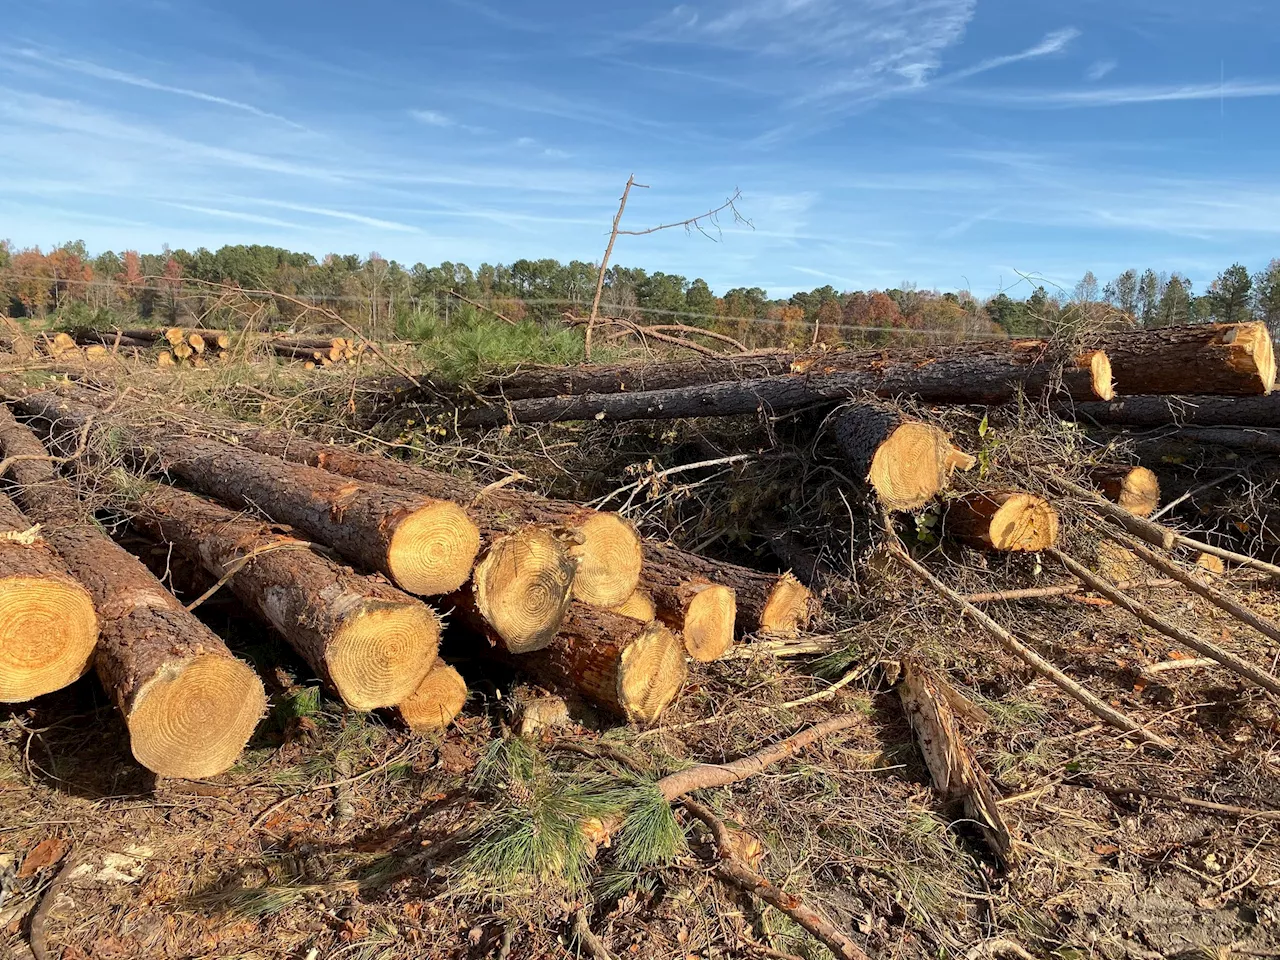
18 837 68 878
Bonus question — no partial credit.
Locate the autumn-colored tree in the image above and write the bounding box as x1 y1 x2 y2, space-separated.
47 246 93 311
6 248 54 317
117 250 144 301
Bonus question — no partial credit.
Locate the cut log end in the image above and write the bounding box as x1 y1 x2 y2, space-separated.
682 584 737 662
328 601 442 710
473 527 576 653
386 501 481 596
157 351 175 368
609 589 656 622
1092 466 1161 518
869 421 953 512
1230 322 1276 394
760 573 813 636
128 654 266 779
1087 350 1115 401
617 621 687 724
395 658 467 733
948 492 1060 552
1196 552 1226 575
568 513 643 608
0 574 98 702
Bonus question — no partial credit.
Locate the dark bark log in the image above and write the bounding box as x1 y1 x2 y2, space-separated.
131 482 442 710
643 542 815 636
638 559 736 662
16 392 481 597
1068 393 1280 429
831 399 960 511
0 405 265 778
0 490 97 702
457 344 1112 427
1092 322 1274 396
944 492 1059 552
1086 465 1160 517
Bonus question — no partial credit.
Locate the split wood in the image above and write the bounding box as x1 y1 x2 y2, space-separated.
1049 549 1280 699
886 545 1173 749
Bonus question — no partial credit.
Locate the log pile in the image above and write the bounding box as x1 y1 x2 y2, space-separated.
59 327 368 369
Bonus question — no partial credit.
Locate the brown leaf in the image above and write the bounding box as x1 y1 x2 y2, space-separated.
17 837 68 878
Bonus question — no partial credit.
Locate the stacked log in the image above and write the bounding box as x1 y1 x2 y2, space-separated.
17 392 482 598
0 406 265 778
0 491 98 702
945 492 1060 552
1087 465 1160 518
127 482 443 711
394 658 468 732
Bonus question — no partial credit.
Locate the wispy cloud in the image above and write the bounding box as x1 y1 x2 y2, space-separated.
941 27 1080 82
158 201 306 229
1086 59 1117 81
410 109 454 127
237 198 420 232
953 79 1280 107
10 47 308 130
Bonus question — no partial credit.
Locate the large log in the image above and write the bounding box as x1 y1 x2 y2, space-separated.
944 492 1060 552
129 482 442 710
17 392 482 597
643 542 814 636
0 491 98 702
503 605 687 724
0 406 265 778
456 344 1114 427
463 527 577 653
830 399 969 512
639 561 736 662
1087 465 1160 518
1069 394 1280 429
1096 322 1274 397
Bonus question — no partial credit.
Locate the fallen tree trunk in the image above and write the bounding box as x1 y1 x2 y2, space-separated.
392 657 467 733
0 406 265 778
643 542 814 636
128 482 442 710
944 492 1060 552
1068 393 1280 429
17 392 482 597
0 491 98 703
490 605 687 724
831 399 970 512
457 344 1114 427
1094 322 1274 397
639 562 736 662
1087 465 1160 517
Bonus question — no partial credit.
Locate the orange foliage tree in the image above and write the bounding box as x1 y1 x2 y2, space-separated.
6 248 54 317
117 250 145 301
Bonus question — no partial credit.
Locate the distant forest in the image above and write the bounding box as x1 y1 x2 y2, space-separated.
2 239 1278 349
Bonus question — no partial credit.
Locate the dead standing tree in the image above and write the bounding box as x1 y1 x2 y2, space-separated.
583 176 749 360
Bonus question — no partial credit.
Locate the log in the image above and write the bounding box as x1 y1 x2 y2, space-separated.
643 542 814 636
831 400 962 511
129 482 442 710
468 526 576 653
640 560 736 662
1087 465 1160 518
458 344 1114 427
1095 322 1274 397
1069 394 1280 429
16 393 482 597
187 332 206 354
0 491 97 702
164 327 185 347
0 406 265 777
157 351 175 368
392 657 467 733
944 492 1059 552
508 605 687 723
609 589 655 622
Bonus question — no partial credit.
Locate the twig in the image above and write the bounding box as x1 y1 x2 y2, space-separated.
617 188 745 239
250 744 414 830
1141 656 1219 675
1080 782 1280 822
682 798 870 960
1099 527 1280 647
886 544 1173 749
1050 548 1280 699
29 847 82 960
184 540 318 611
586 175 646 361
962 579 1175 603
592 454 753 508
1148 469 1243 521
965 939 1037 960
447 289 516 326
571 908 616 960
655 713 864 802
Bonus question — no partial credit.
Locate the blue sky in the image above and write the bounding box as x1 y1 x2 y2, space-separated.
2 0 1278 298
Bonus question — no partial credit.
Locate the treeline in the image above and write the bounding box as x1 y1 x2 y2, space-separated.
2 240 1278 348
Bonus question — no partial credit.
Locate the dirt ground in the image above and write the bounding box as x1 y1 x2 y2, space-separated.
2 363 1280 960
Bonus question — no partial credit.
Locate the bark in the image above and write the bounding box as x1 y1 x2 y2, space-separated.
1092 322 1274 397
831 399 959 511
944 492 1059 552
0 405 265 777
488 604 687 724
643 541 815 636
639 559 736 662
16 392 481 597
131 482 442 710
1069 394 1280 429
457 344 1112 427
0 490 97 702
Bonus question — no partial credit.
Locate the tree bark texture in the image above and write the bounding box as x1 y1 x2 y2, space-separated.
830 399 959 511
1069 393 1280 429
1092 322 1274 397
